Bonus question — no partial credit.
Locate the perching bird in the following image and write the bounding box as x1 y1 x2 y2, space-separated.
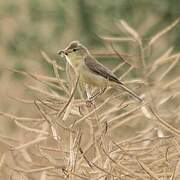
58 41 143 102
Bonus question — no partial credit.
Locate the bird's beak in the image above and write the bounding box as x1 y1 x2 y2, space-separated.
57 49 65 55
57 49 68 57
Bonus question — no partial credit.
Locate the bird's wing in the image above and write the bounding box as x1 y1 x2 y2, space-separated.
84 55 123 85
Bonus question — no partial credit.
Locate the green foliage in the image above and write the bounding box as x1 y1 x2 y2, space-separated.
12 62 26 80
28 0 44 22
0 0 179 77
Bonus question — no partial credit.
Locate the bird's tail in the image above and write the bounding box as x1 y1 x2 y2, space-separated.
119 84 143 102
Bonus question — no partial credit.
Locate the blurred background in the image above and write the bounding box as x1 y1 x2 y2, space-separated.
0 1 180 179
0 0 180 133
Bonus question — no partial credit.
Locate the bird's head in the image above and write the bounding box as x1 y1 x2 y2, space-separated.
58 41 88 61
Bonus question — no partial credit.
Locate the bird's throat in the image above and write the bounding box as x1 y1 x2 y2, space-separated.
65 54 82 70
65 55 74 68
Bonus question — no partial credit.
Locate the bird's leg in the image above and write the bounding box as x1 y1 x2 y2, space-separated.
85 85 107 106
85 84 91 100
89 87 107 101
85 84 95 106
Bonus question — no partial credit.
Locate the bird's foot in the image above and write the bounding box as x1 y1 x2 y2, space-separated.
86 97 95 107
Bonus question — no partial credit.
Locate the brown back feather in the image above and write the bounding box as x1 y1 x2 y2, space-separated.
84 55 123 85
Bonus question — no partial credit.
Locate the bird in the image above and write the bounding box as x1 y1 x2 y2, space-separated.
57 41 143 102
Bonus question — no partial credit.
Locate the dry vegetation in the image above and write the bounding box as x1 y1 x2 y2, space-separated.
0 19 180 180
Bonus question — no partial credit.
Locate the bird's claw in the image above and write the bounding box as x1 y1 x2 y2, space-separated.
86 97 95 107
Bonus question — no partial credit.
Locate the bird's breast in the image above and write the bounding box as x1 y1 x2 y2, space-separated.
65 54 82 72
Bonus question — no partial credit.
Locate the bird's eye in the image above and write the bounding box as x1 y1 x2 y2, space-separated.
73 49 77 52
